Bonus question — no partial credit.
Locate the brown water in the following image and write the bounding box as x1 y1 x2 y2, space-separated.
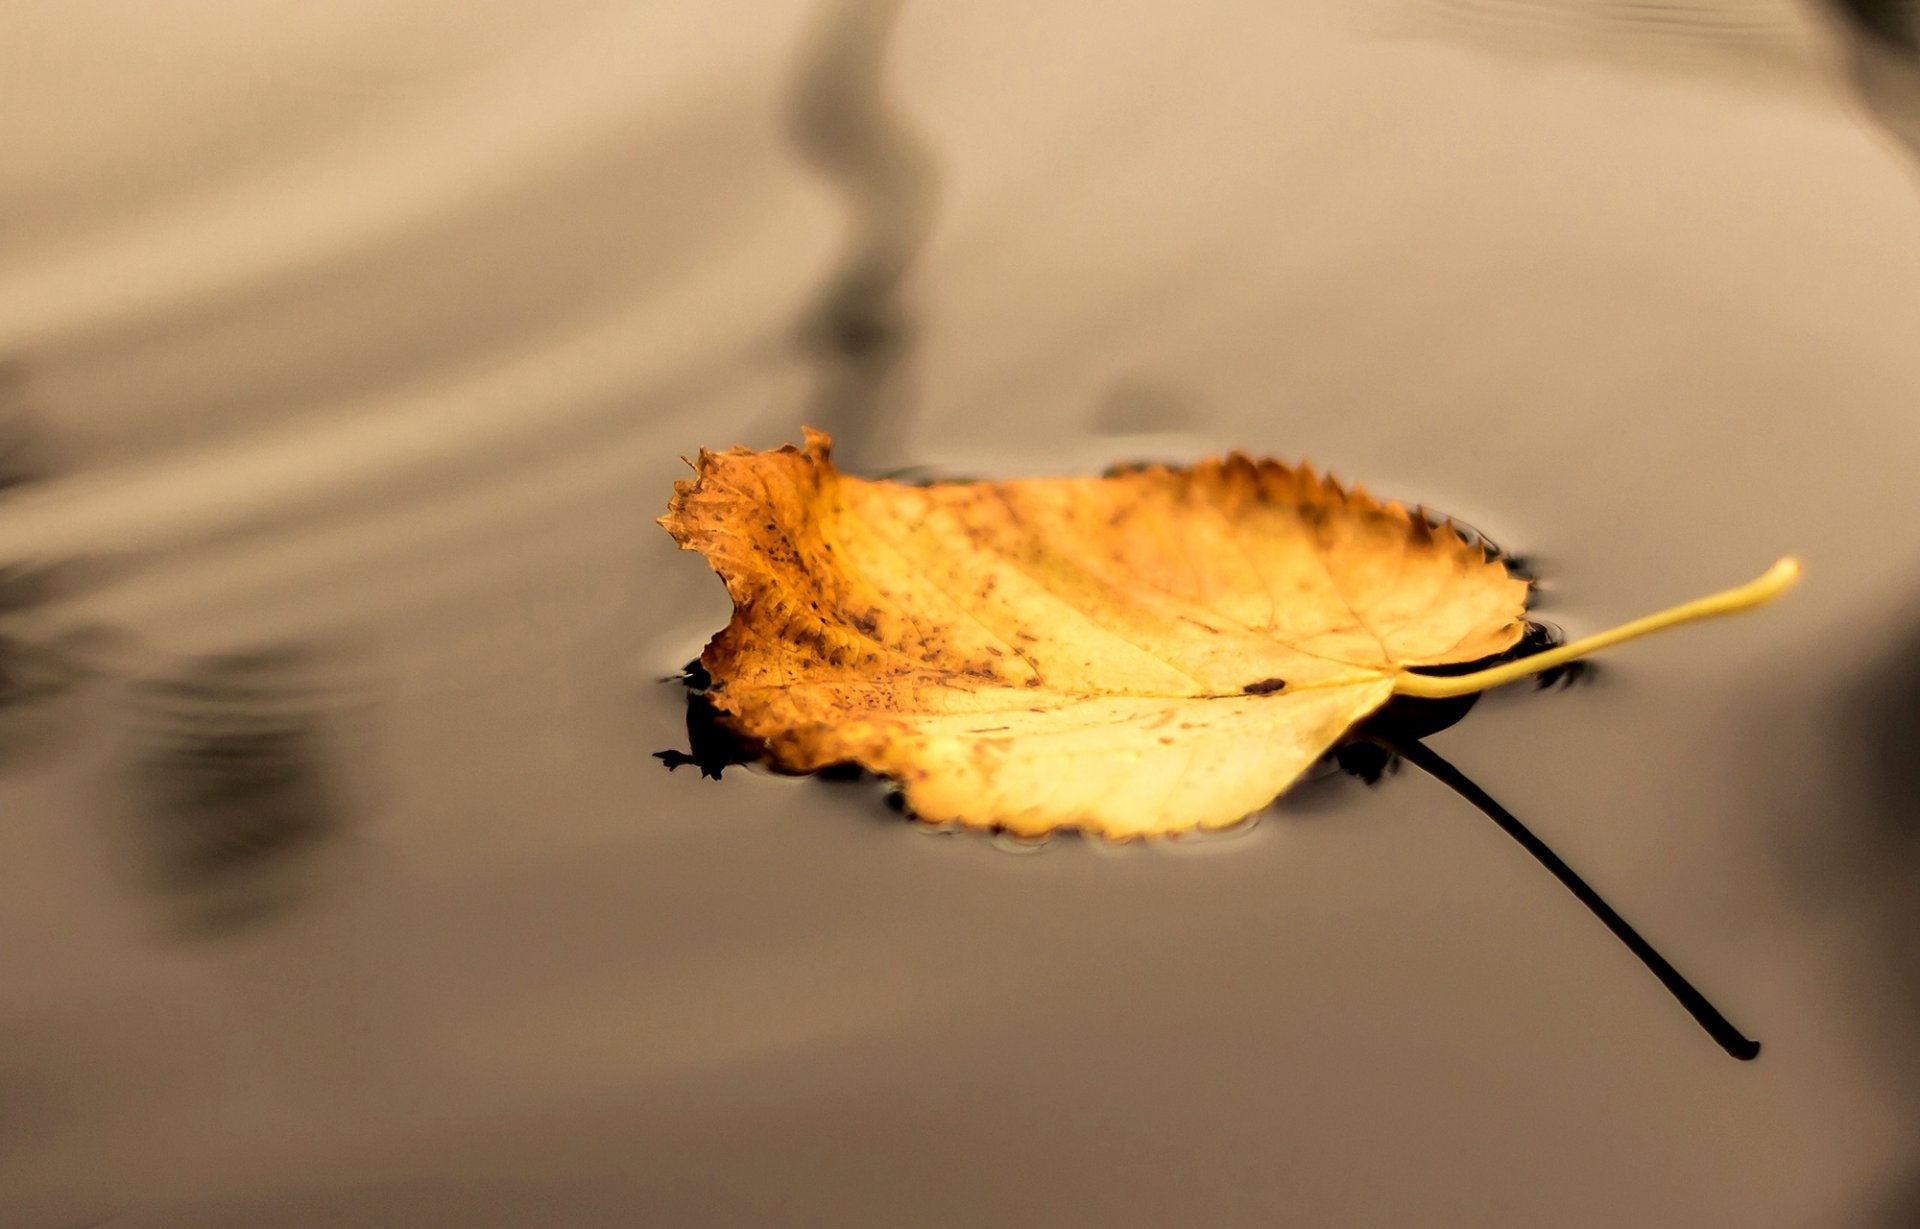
4 3 1920 1226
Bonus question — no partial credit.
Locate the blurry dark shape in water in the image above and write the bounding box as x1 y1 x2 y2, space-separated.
117 645 364 937
0 366 56 496
787 0 939 470
1803 0 1920 1185
1853 613 1920 838
1827 0 1920 53
0 563 138 773
1819 0 1920 164
1836 607 1920 1225
0 630 101 771
0 400 102 769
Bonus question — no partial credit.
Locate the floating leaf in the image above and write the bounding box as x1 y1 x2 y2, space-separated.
658 429 1797 841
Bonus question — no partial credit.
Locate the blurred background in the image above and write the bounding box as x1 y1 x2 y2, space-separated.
4 2 1920 1225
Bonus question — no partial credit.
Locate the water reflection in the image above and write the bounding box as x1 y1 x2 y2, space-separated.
1844 609 1920 1225
788 0 939 470
0 403 93 769
1828 0 1920 54
113 644 370 937
1823 0 1920 165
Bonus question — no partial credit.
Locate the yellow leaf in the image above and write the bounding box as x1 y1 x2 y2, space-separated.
660 429 1796 840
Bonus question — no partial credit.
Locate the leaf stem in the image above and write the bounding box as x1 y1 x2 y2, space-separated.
1389 734 1760 1061
1393 557 1800 700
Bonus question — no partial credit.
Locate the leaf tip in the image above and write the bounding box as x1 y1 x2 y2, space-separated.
801 425 836 460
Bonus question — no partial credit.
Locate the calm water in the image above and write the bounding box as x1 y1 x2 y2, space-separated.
4 3 1920 1226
